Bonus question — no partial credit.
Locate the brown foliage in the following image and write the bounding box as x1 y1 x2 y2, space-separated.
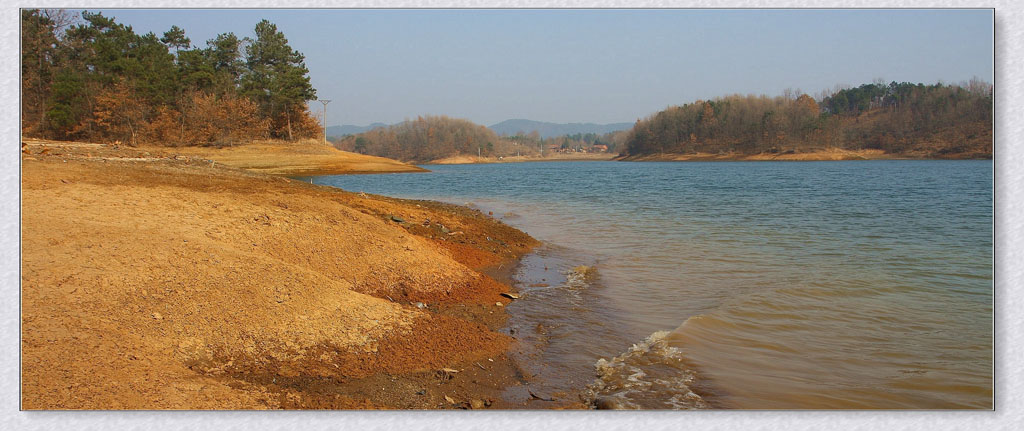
340 115 499 162
279 106 323 141
624 82 991 158
145 92 269 146
86 80 148 145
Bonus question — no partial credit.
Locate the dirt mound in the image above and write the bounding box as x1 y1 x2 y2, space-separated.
21 141 536 409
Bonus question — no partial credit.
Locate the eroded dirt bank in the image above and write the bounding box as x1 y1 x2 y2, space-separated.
21 140 545 409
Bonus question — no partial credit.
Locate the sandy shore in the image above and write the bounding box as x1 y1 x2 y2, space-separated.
20 139 561 409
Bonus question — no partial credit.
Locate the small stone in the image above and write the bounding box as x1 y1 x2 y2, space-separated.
594 396 623 410
495 302 503 307
444 395 455 404
390 215 405 223
151 312 162 320
414 302 426 309
500 292 520 300
470 399 485 409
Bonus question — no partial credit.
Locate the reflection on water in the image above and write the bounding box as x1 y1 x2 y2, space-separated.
314 160 992 409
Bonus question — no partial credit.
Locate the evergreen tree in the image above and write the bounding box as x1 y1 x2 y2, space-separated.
21 9 60 133
240 19 316 140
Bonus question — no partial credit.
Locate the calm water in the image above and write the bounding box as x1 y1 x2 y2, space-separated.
308 160 992 409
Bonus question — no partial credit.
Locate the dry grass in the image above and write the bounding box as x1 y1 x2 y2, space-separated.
153 139 428 175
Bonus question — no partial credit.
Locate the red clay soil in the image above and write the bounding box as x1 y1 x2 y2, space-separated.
20 140 541 410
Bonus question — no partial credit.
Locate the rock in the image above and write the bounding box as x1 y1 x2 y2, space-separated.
528 390 555 401
500 292 520 300
444 395 455 404
390 215 404 223
495 302 503 307
470 399 485 409
593 396 624 410
414 302 426 309
436 368 458 380
151 312 162 320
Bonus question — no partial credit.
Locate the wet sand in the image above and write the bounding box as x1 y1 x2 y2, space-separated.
20 139 559 409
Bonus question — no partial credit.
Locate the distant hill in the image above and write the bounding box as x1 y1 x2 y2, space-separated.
326 123 390 138
489 119 633 138
621 81 992 159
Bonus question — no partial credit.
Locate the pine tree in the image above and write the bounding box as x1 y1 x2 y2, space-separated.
240 20 316 140
21 10 60 133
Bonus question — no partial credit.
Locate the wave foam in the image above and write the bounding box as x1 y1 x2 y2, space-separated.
582 331 708 409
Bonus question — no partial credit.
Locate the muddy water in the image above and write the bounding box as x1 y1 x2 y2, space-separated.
311 160 992 409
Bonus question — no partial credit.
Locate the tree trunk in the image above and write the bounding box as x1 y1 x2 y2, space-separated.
286 111 293 141
126 117 137 147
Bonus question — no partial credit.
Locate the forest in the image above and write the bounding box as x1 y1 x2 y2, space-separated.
21 9 321 146
335 119 628 162
622 80 992 158
339 80 991 163
335 116 506 162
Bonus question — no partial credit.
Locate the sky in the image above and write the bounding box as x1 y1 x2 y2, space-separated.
83 8 993 127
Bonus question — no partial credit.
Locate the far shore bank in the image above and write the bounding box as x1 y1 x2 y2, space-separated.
616 147 992 162
19 138 586 410
425 153 617 165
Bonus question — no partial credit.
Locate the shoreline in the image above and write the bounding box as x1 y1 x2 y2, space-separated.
424 153 617 165
616 148 992 162
20 139 554 409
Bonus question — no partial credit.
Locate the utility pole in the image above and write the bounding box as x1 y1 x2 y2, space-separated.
319 99 331 146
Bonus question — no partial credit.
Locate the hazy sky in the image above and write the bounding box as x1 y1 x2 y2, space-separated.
85 8 993 127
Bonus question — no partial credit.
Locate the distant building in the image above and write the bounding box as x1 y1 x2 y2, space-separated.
592 144 608 153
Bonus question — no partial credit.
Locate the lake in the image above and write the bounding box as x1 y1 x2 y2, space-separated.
306 160 992 409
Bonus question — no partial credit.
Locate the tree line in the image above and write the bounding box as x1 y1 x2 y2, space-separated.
21 9 320 146
336 119 629 162
336 116 505 162
623 80 992 158
499 131 627 154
